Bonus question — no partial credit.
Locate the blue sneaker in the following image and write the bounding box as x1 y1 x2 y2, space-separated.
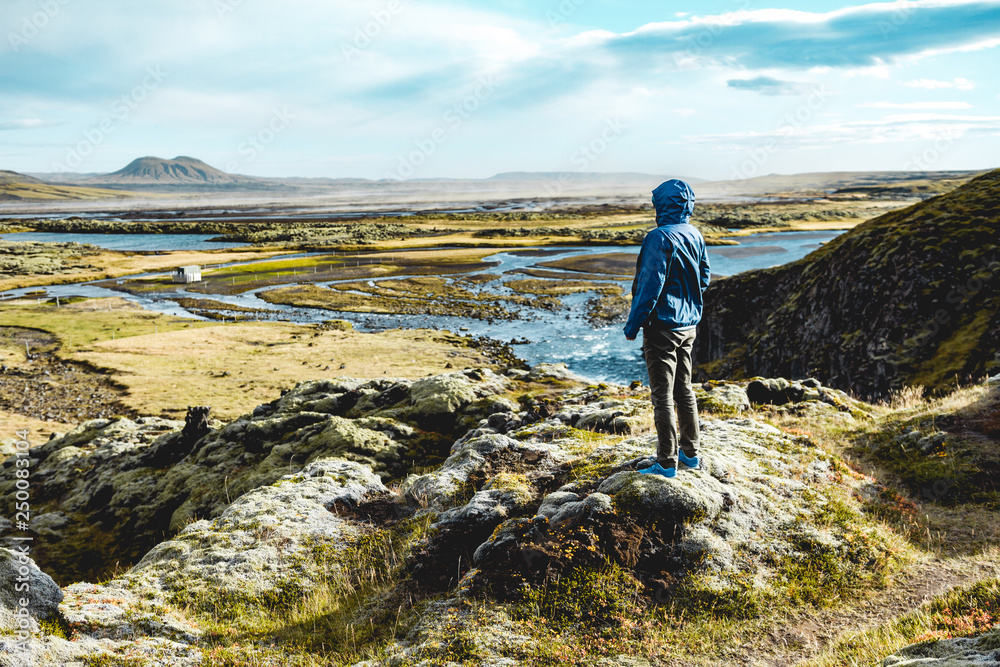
678 450 700 470
638 462 677 478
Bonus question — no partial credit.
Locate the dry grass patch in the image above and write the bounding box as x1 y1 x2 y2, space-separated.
0 247 286 292
70 322 495 420
0 410 75 448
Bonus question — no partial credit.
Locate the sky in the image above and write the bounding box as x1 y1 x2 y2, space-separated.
1 0 999 181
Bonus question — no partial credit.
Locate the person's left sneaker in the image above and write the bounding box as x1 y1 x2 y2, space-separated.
638 462 677 478
678 449 700 470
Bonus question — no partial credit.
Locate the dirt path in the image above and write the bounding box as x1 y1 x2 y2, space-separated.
0 326 134 424
728 552 1000 666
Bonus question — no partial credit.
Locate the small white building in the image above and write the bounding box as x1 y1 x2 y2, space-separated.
173 266 202 284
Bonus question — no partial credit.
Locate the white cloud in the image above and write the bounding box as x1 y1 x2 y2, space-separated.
0 118 60 131
683 114 1000 150
858 101 974 110
904 77 976 90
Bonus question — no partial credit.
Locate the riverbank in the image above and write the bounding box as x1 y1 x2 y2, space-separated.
1 199 897 292
0 298 522 421
0 229 852 396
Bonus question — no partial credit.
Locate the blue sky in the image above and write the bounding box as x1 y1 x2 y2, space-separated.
1 0 998 180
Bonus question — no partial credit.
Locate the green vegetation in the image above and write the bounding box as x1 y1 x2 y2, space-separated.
699 168 1000 398
0 182 132 202
519 562 643 628
0 299 501 420
693 204 863 229
802 576 1000 667
261 275 562 322
189 514 434 666
851 385 1000 508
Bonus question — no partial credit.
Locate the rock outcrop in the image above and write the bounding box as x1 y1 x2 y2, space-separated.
883 627 1000 666
0 365 914 666
696 377 874 423
0 369 511 584
0 548 62 634
697 168 1000 398
126 458 386 602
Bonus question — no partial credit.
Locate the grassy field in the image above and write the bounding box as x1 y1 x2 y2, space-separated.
0 246 288 293
0 411 75 448
0 182 133 201
0 297 214 349
0 298 501 421
75 321 496 420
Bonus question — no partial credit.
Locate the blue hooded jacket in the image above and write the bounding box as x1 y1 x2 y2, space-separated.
623 179 711 338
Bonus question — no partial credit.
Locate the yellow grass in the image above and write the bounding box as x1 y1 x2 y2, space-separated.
69 322 495 420
0 411 75 446
0 298 215 350
0 248 288 292
0 182 132 201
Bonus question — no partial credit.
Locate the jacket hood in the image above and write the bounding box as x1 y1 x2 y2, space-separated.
652 179 695 226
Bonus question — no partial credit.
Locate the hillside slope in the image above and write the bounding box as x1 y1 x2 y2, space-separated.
0 169 43 185
696 168 1000 398
96 155 246 185
0 169 131 201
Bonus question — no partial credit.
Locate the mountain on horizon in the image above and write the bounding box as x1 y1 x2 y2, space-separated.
94 156 250 185
0 169 44 186
487 171 708 185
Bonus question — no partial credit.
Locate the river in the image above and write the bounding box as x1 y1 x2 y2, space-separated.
1 230 842 384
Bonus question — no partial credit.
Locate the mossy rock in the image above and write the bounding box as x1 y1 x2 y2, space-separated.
600 471 724 524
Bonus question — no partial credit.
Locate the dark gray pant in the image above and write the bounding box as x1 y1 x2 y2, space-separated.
643 325 699 469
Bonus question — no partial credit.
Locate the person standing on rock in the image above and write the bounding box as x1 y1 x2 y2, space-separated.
624 179 711 478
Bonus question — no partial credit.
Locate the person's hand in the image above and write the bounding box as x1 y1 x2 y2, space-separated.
625 333 636 341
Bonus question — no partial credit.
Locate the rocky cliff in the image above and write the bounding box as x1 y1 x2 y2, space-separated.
696 168 1000 398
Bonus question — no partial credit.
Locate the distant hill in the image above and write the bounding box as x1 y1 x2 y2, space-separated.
0 170 44 186
488 172 707 185
15 163 983 203
697 168 1000 398
90 156 254 186
0 169 130 202
698 170 984 199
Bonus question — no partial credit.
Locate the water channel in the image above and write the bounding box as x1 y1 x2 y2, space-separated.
1 230 843 383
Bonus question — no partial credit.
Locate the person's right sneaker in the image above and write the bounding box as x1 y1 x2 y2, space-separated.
678 449 700 470
638 462 677 478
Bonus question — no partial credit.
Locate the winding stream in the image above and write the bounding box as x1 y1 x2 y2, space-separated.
1 230 843 383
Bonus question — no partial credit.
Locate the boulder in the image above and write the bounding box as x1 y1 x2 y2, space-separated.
573 399 645 435
127 458 386 600
526 362 591 384
746 377 793 405
403 432 565 508
0 548 62 632
599 471 725 523
0 581 203 667
696 383 751 413
882 626 1000 665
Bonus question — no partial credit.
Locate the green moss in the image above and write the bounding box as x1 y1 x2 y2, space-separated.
517 562 643 628
37 611 72 640
568 451 619 482
811 496 861 528
912 308 994 392
169 578 306 619
82 655 148 667
484 471 534 503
